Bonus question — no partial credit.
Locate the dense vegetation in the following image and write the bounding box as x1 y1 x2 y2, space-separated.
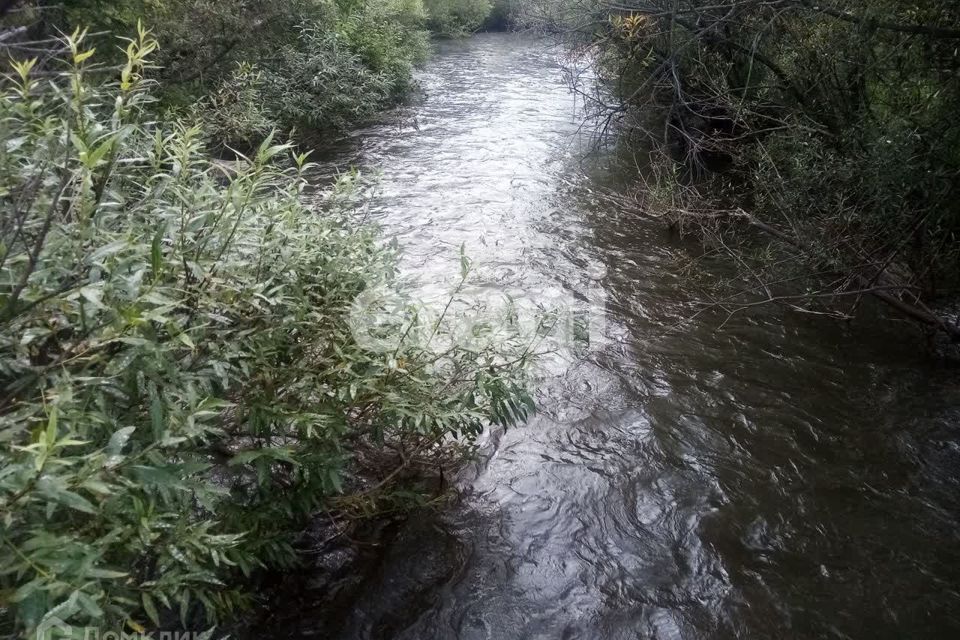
520 0 960 340
2 0 498 148
424 0 493 35
0 1 535 638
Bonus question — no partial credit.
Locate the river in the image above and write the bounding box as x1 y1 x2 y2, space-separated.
264 33 960 639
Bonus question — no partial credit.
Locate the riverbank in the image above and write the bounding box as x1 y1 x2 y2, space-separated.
529 0 960 344
0 1 506 153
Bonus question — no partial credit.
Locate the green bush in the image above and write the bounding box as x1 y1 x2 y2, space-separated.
191 62 274 150
260 7 429 135
424 0 493 36
5 0 501 147
11 0 431 147
189 1 430 146
250 25 395 137
56 0 329 88
0 28 532 637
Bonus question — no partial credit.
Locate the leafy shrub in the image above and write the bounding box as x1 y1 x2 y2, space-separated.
189 1 430 146
192 63 273 150
258 25 394 135
255 10 428 136
0 27 532 637
56 0 332 87
424 0 493 36
10 0 431 147
336 0 430 92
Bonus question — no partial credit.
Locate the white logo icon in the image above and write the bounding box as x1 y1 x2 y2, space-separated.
36 616 71 640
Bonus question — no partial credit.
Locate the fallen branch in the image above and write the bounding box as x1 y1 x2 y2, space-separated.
730 209 960 340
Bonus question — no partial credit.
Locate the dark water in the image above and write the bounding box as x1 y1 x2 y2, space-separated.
295 34 960 639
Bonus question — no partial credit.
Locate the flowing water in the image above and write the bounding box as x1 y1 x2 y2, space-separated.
285 33 960 639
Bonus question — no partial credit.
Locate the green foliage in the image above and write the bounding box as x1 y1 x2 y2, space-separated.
424 0 493 36
249 6 428 138
2 0 511 146
0 29 532 637
7 0 432 147
193 0 430 145
56 0 330 84
192 63 273 150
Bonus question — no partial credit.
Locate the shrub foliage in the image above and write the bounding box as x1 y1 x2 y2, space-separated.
424 0 493 36
2 0 496 147
0 27 531 637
